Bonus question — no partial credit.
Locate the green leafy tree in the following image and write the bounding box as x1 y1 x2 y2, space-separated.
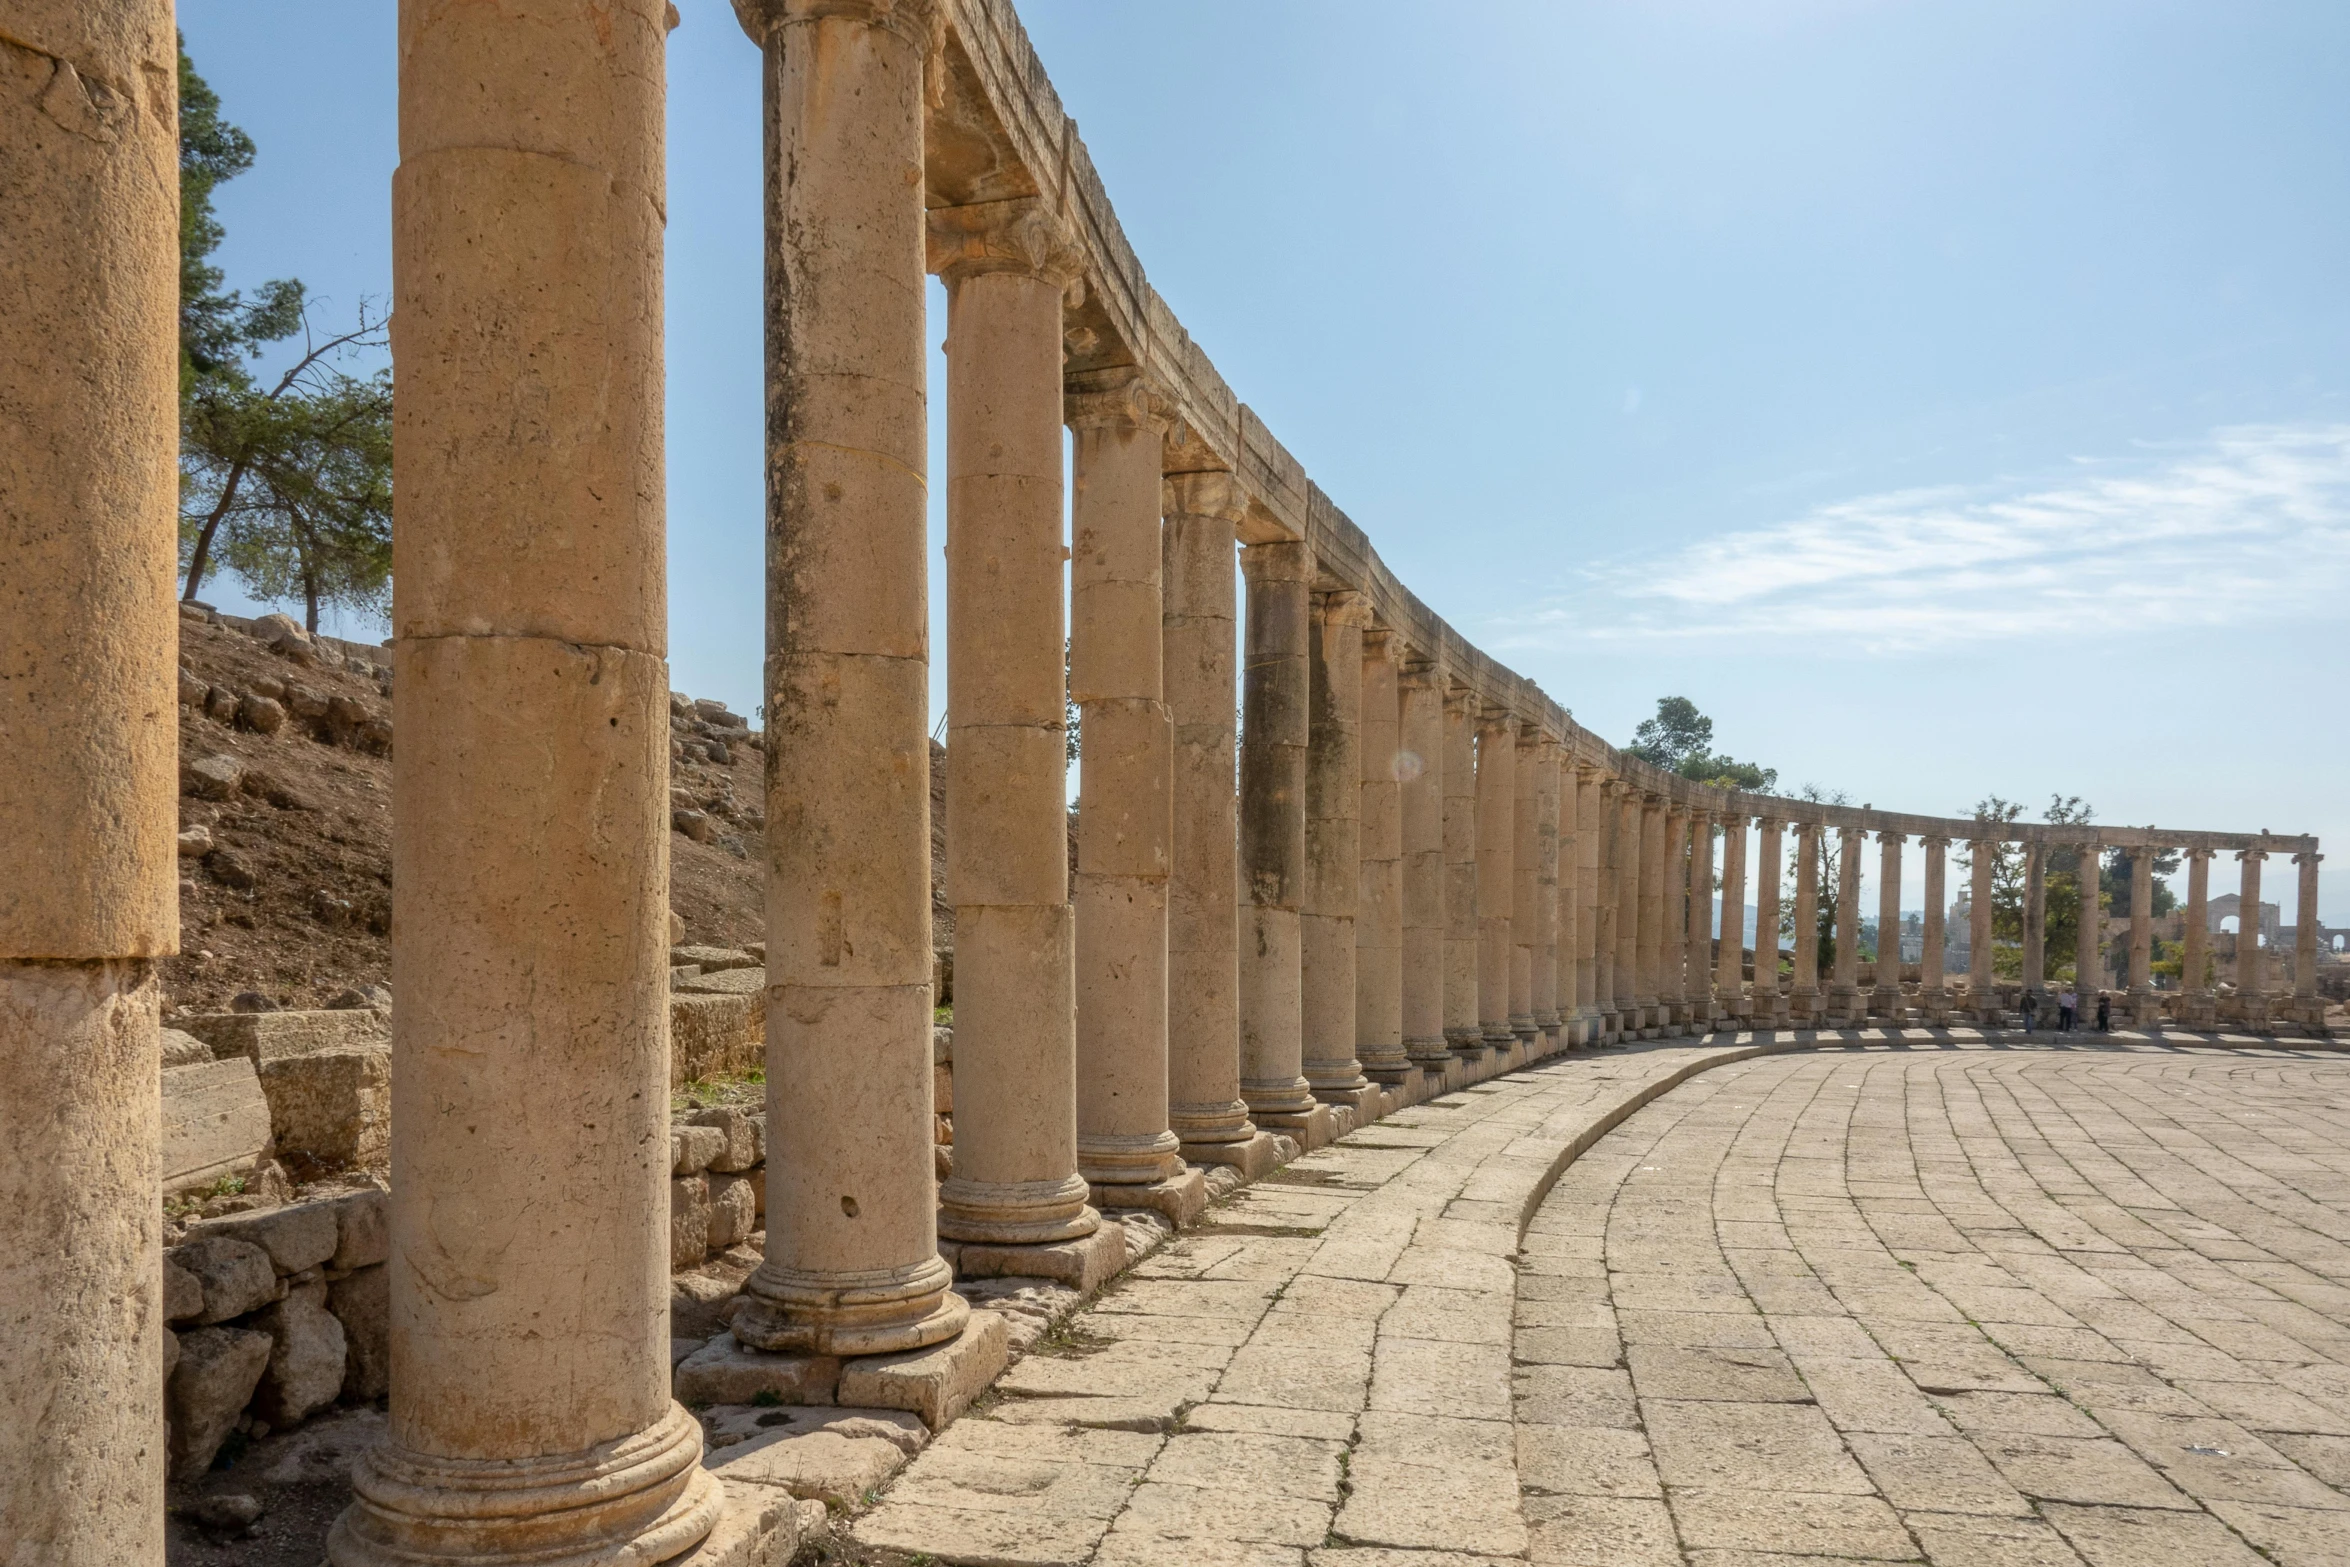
2104 845 2180 918
1626 696 1779 792
1958 794 2106 984
1779 784 1851 976
176 40 392 631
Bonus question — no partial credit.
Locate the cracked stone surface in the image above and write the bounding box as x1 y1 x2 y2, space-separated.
850 1029 2350 1565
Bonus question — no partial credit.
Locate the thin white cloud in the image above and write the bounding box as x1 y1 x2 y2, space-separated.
1496 423 2350 653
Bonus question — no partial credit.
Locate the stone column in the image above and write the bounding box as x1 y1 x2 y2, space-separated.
1829 827 1863 1025
1239 542 1330 1144
1510 728 1542 1052
2292 851 2324 1025
1755 817 1786 1027
1475 713 1519 1065
1969 838 1998 1023
1659 808 1689 1034
2022 844 2048 1002
2126 844 2156 1023
1163 473 1274 1174
1617 789 1647 1035
1303 591 1376 1115
1591 779 1620 1039
1442 685 1482 1065
1687 811 1715 1030
2235 847 2267 1030
1399 664 1452 1079
932 197 1117 1277
1791 823 1822 1025
2075 837 2102 1009
1 3 177 1557
1357 631 1411 1089
1574 770 1604 1042
1873 832 1904 1019
1716 814 1748 1028
1068 373 1199 1221
1534 741 1563 1051
341 4 723 1561
2179 848 2214 1028
1556 757 1584 1044
1920 836 1949 1023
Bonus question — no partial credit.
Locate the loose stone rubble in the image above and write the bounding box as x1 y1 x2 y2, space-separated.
1 2 2334 1565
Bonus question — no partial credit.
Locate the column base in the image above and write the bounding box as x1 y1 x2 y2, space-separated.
1169 1098 1256 1146
1091 1166 1209 1227
1309 1078 1382 1118
1869 987 1903 1019
1077 1129 1185 1189
943 1219 1127 1293
1360 1051 1416 1086
2174 993 2218 1029
1253 1101 1338 1151
836 1308 1012 1430
937 1173 1100 1248
332 1404 722 1567
1180 1130 1282 1180
733 1254 970 1358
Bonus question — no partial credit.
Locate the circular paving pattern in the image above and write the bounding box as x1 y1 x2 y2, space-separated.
1517 1039 2350 1566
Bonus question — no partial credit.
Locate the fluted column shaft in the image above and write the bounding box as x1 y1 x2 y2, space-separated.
1162 473 1256 1153
1070 375 1181 1189
1791 823 1822 1022
342 4 723 1560
1399 667 1451 1072
1510 730 1541 1045
1239 542 1318 1127
1302 591 1370 1105
1475 714 1519 1058
1968 840 1997 1019
934 195 1096 1248
1716 816 1748 1022
1874 832 1904 1015
1443 687 1483 1055
1831 828 1863 1020
1534 742 1563 1043
1356 633 1409 1084
1 4 178 1557
1755 818 1785 1023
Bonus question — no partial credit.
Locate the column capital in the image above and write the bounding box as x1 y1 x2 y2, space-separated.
2295 850 2324 866
1361 625 1403 665
1477 707 1518 735
1442 682 1480 716
1162 468 1249 525
734 0 940 45
1066 367 1174 435
1878 829 1904 845
2184 845 2216 862
1317 588 1374 629
1239 537 1314 583
928 195 1085 287
1920 832 1949 849
2237 847 2268 863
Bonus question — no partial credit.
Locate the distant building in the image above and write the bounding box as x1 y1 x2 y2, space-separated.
2207 894 2280 948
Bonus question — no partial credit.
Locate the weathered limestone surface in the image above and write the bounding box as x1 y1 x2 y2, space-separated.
1398 666 1451 1079
1475 713 1518 1059
1355 632 1410 1086
1302 591 1374 1114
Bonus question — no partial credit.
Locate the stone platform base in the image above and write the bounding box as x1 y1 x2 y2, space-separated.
1181 1130 1282 1180
1314 1082 1383 1118
674 1477 830 1566
1090 1165 1208 1226
1253 1102 1338 1152
944 1220 1128 1292
678 1311 1012 1433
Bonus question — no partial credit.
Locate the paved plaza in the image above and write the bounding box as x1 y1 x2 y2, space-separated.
848 1034 2350 1565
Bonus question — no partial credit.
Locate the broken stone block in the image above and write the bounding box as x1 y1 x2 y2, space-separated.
675 965 765 1000
673 1271 747 1343
702 1405 928 1505
185 1199 338 1275
672 946 760 973
673 1175 711 1270
689 1107 760 1172
238 692 287 735
169 1326 274 1475
948 1220 1127 1294
161 1027 213 1067
329 1264 388 1402
165 1259 205 1324
171 1236 281 1325
329 1187 389 1271
708 1173 757 1251
836 1308 1010 1430
252 1282 347 1427
673 1124 726 1176
182 753 246 800
257 1045 391 1167
178 1007 390 1065
671 992 761 1087
162 1057 271 1195
673 1333 841 1407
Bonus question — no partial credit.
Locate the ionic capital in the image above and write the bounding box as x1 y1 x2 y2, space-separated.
1361 626 1404 666
2295 851 2324 867
1162 469 1248 526
2184 846 2216 862
927 196 1085 288
733 0 939 46
1442 683 1479 716
1066 368 1174 435
1920 833 1949 849
1878 829 1904 845
2237 847 2267 863
1239 538 1313 584
1477 709 1518 739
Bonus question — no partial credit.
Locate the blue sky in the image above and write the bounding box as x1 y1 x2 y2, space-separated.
182 0 2349 921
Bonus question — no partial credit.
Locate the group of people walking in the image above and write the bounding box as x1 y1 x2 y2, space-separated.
2020 987 2113 1033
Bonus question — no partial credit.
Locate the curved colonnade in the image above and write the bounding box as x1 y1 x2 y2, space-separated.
0 0 2325 1562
